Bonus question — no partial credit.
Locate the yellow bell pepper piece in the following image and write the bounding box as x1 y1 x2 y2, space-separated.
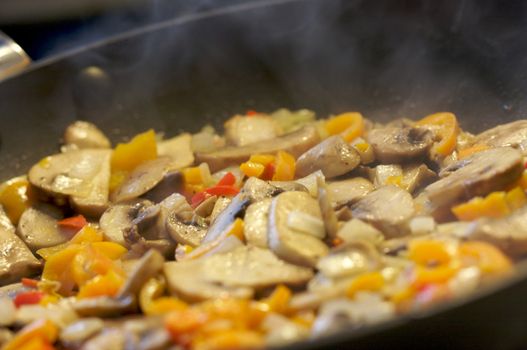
248 154 275 166
77 270 125 299
239 161 265 178
91 241 127 260
326 112 365 142
346 272 384 298
2 319 58 350
261 284 292 314
16 336 55 350
71 245 116 287
111 129 157 173
226 218 245 242
272 150 296 181
412 265 458 289
42 244 83 293
459 241 512 276
147 297 188 315
109 170 128 192
193 330 264 350
386 175 404 188
0 177 34 225
182 166 204 185
505 186 527 211
452 197 486 221
416 112 459 156
37 225 104 260
408 239 452 266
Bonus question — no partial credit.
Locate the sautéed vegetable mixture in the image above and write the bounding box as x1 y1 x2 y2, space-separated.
1 109 526 349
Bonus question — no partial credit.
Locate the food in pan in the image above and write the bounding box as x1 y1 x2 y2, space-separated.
0 110 526 349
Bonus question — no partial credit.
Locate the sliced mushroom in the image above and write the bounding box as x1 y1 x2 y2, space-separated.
244 198 273 248
117 250 164 298
164 246 313 301
196 125 320 172
193 195 217 218
99 200 152 246
402 163 437 194
64 121 111 149
242 177 282 203
316 241 381 279
81 329 125 350
296 136 360 178
420 147 523 219
371 164 403 188
0 207 40 285
268 191 329 267
317 177 339 240
16 207 68 251
60 318 104 348
72 295 135 318
474 120 527 155
225 114 282 146
351 185 415 237
201 192 251 244
111 157 172 203
142 170 183 203
210 197 232 224
337 219 384 245
327 178 374 208
367 126 433 163
28 149 111 217
467 206 527 258
157 133 194 168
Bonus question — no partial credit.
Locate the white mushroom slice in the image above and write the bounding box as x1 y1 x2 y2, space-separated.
337 219 384 245
201 193 250 244
112 157 172 203
367 126 433 163
225 114 282 146
196 125 320 172
351 185 415 237
210 197 232 224
296 136 360 178
17 207 68 251
316 241 381 279
29 149 111 217
421 147 523 219
327 178 374 207
64 121 111 149
164 246 313 301
287 211 325 239
0 207 40 285
157 133 194 169
268 191 329 267
402 163 437 193
99 201 151 245
473 120 527 155
294 170 325 198
117 250 164 298
244 198 272 248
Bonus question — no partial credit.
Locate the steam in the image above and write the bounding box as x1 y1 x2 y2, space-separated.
54 0 527 135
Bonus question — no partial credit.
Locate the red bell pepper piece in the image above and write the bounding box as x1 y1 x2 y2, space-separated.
216 172 236 187
21 278 39 288
191 191 211 208
14 291 45 308
57 215 87 232
205 185 239 196
261 163 275 181
246 110 258 116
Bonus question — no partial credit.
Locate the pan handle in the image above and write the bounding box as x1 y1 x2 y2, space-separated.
0 31 31 81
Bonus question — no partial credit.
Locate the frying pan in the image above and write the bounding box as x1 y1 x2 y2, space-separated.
1 0 527 348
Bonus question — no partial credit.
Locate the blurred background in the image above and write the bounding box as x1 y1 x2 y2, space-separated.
0 0 255 60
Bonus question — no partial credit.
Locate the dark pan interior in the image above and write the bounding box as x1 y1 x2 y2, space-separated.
1 0 527 348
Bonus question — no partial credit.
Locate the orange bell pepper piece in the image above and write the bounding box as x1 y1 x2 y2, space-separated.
2 319 58 350
459 241 512 276
416 112 459 156
408 239 452 266
239 161 265 178
272 150 296 181
57 215 87 232
326 112 365 142
0 177 34 225
458 144 489 159
77 269 125 299
226 218 245 242
346 272 384 298
261 284 292 314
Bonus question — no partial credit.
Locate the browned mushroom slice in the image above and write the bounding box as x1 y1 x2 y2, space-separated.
60 318 104 348
467 206 527 258
17 207 68 251
72 295 135 318
0 207 40 286
367 126 433 163
225 114 282 146
351 185 415 237
64 121 111 149
157 133 194 169
327 178 374 208
402 163 437 194
473 120 527 155
117 250 164 298
420 147 523 219
244 198 273 248
99 200 152 246
111 157 172 203
196 125 320 172
296 136 361 178
28 149 111 217
268 191 328 267
164 246 313 302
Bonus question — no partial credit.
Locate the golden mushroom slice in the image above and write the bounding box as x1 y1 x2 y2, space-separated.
268 191 329 267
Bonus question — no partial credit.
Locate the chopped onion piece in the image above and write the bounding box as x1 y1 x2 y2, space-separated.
295 170 325 198
409 216 436 235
